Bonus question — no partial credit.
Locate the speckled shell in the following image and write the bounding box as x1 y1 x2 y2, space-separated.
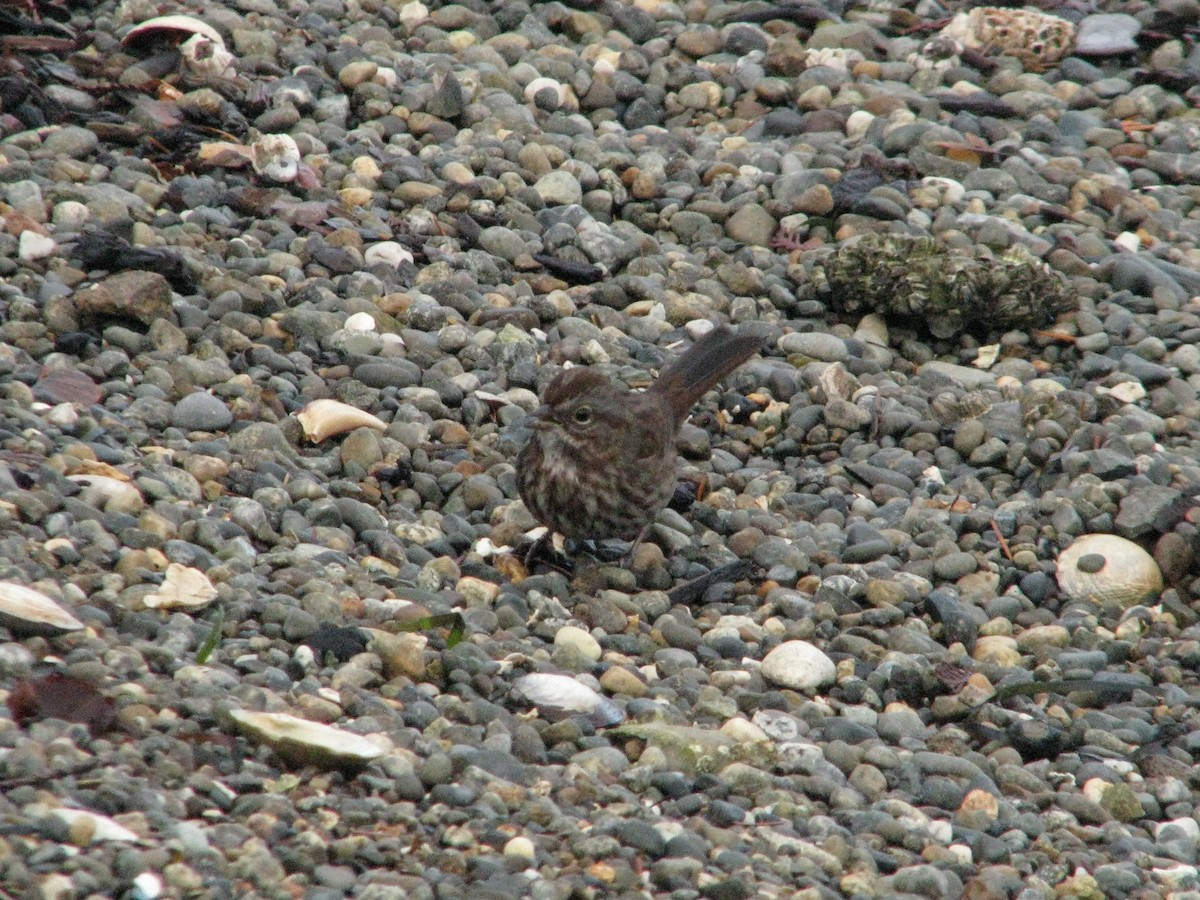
1056 534 1163 607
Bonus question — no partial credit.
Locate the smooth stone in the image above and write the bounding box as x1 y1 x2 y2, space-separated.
760 641 836 691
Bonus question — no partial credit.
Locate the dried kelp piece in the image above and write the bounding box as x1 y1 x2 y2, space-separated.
8 673 117 736
801 233 1073 339
73 230 195 293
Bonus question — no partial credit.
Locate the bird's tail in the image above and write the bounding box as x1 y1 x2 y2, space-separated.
649 325 765 426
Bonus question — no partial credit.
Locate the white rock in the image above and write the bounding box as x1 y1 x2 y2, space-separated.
554 625 602 661
364 241 414 268
18 231 56 261
343 312 376 332
760 640 836 691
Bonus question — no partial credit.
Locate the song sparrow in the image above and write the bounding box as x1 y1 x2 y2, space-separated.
517 325 764 543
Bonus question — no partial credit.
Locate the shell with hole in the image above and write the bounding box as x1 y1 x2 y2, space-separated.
297 399 386 442
1056 534 1163 608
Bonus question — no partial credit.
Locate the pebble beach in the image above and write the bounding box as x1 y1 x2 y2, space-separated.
2 0 1200 897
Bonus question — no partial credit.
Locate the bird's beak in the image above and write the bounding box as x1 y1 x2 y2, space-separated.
525 406 553 430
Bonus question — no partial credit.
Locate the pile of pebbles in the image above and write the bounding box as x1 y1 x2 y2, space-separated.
2 0 1200 897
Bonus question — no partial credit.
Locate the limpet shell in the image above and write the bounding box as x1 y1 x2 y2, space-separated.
1056 534 1163 607
297 399 386 442
0 582 84 635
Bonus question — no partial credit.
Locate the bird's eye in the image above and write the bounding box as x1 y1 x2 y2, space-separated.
573 405 592 424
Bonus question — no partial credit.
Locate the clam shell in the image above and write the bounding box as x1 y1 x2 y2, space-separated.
225 709 390 771
1056 534 1163 607
512 673 624 726
143 563 218 610
122 14 225 47
297 399 386 442
0 582 84 635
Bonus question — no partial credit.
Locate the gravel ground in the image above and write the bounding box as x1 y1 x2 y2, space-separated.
2 0 1200 898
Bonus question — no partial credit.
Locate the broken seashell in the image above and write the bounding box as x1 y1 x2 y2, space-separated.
225 709 390 771
0 582 84 635
143 562 218 610
512 673 624 726
251 133 301 183
122 14 224 48
1056 534 1163 607
364 241 414 268
179 33 236 80
804 47 865 72
52 808 142 843
297 399 386 442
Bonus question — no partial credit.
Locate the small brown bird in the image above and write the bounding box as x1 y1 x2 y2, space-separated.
517 324 764 545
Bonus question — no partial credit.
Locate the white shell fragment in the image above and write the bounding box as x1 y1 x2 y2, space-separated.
225 709 390 771
251 133 302 183
297 399 386 442
19 231 56 262
1056 534 1163 607
143 563 218 610
760 640 836 691
512 673 624 726
179 33 236 79
53 808 141 843
364 241 415 268
0 582 84 635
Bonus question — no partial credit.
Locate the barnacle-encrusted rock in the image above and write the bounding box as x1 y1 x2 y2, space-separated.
936 7 1075 69
802 234 1073 339
1056 534 1163 608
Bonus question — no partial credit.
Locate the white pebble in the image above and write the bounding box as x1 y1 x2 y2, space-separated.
364 241 414 268
343 312 376 332
52 200 90 229
131 872 164 900
18 230 56 261
1112 231 1141 253
760 640 836 691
